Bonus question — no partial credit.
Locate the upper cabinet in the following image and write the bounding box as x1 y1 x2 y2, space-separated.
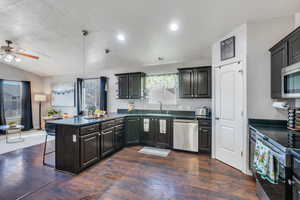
269 26 300 99
288 28 300 65
178 66 211 98
270 42 288 99
115 72 145 99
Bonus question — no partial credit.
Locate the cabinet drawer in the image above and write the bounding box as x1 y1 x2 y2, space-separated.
115 118 125 125
294 158 300 178
198 120 211 127
80 124 99 136
101 120 115 130
115 124 125 131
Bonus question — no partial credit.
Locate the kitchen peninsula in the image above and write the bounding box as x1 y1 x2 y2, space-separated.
47 111 211 174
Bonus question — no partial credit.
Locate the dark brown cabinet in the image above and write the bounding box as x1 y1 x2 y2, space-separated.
80 132 100 168
156 118 172 148
178 67 211 98
270 42 288 99
117 74 129 99
193 68 211 98
289 28 300 65
140 117 172 148
125 117 141 145
114 123 125 151
198 119 211 153
269 26 300 99
140 117 156 146
115 72 145 99
293 176 300 200
178 69 194 98
101 128 114 157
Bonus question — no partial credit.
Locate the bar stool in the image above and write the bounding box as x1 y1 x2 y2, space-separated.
43 124 56 167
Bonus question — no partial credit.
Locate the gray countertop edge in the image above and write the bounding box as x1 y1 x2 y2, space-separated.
47 113 211 127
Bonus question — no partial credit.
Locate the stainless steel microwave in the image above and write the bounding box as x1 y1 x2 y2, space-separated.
282 62 300 98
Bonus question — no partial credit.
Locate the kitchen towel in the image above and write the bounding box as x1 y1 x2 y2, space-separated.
159 119 166 134
144 118 150 132
253 140 279 184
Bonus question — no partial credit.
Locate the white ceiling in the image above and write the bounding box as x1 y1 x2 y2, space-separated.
0 0 299 76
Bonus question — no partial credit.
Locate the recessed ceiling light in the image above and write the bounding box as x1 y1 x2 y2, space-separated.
117 34 125 41
169 23 179 31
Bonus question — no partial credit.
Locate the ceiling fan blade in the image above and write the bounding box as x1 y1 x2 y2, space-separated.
14 52 39 60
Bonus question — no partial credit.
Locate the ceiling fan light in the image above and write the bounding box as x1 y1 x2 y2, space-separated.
4 54 14 62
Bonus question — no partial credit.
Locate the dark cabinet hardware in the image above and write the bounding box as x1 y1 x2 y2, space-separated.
178 66 211 98
115 72 145 99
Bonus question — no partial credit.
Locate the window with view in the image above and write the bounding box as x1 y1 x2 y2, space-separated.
82 79 101 113
145 73 178 105
3 81 22 123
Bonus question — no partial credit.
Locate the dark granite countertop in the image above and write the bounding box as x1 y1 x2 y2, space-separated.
46 114 127 126
47 112 211 126
249 119 300 151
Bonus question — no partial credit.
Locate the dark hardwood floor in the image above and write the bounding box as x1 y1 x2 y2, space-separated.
0 143 258 200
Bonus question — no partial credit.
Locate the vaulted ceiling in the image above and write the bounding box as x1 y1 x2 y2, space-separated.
0 0 299 76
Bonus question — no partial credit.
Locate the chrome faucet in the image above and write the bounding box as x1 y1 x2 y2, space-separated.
158 101 163 113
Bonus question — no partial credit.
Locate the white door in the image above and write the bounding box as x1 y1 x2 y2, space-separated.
215 62 244 171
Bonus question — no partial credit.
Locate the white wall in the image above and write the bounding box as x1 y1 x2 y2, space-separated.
43 59 212 115
295 13 300 28
247 16 295 120
0 63 45 129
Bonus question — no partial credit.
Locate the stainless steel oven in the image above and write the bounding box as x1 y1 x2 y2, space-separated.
250 128 292 200
282 62 300 98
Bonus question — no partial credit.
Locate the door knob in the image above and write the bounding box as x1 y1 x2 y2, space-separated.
215 117 220 120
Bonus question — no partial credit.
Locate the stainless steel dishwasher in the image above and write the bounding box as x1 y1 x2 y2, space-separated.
173 119 198 152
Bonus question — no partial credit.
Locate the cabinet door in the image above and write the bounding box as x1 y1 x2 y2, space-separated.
118 74 129 99
193 68 211 98
125 117 140 145
293 176 300 200
289 29 300 65
80 132 100 168
128 73 142 99
101 128 114 157
141 117 155 146
198 127 211 153
114 124 125 150
179 69 194 98
156 118 172 148
270 43 288 99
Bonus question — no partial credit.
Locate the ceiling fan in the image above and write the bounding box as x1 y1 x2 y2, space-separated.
0 40 39 63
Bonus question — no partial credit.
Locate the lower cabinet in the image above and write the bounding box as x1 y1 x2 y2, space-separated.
80 132 100 168
156 118 172 148
114 123 125 150
140 117 172 148
198 127 211 153
293 176 300 200
101 128 114 157
125 117 141 145
198 119 211 153
141 117 156 146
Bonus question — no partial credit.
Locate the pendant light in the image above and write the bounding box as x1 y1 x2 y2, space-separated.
82 30 88 77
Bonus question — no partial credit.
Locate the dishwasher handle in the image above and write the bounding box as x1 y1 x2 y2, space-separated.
173 119 198 124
